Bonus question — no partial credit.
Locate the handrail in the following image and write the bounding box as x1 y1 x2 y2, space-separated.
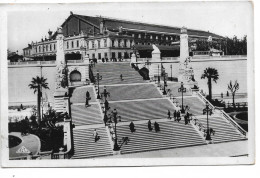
196 92 215 110
196 92 247 137
220 110 247 137
191 115 206 134
67 60 84 63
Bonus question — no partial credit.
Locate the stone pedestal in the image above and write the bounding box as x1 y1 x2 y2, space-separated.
150 45 162 80
178 27 197 88
54 27 69 112
130 53 137 64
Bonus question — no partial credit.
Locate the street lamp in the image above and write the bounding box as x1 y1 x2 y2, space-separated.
178 82 186 113
95 71 102 99
203 102 213 141
157 64 160 87
111 109 121 151
170 64 172 81
162 70 168 95
101 86 110 101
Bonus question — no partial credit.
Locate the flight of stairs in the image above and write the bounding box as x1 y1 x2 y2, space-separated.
175 96 206 115
116 120 207 154
109 99 175 122
195 116 247 143
71 104 103 126
99 84 162 101
92 63 145 85
70 86 97 104
72 127 113 159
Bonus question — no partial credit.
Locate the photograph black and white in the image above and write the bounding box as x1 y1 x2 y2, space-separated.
0 1 255 167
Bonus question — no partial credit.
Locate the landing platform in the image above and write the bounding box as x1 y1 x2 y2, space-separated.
101 140 248 158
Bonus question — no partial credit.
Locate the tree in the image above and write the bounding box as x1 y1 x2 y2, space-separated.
227 80 239 108
28 76 49 125
201 68 219 101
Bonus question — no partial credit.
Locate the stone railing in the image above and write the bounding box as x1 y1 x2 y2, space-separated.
8 61 56 65
161 57 179 61
196 92 215 110
196 91 247 137
67 60 84 63
136 58 152 62
220 110 247 137
191 115 206 136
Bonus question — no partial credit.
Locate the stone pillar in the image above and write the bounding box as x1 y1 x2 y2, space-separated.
150 44 161 80
84 54 90 83
178 27 198 87
130 53 137 64
54 27 69 113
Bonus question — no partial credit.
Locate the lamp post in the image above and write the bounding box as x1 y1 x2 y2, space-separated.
162 70 168 95
95 71 102 99
178 82 186 113
170 64 172 81
157 64 160 87
101 86 110 101
203 102 213 141
111 109 121 151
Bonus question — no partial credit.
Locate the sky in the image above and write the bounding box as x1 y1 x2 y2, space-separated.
6 1 252 54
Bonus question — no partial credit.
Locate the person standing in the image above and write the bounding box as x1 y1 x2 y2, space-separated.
177 110 181 122
85 91 91 107
174 110 177 121
103 113 108 126
148 120 153 131
129 122 135 133
167 110 171 120
120 74 123 81
154 122 160 132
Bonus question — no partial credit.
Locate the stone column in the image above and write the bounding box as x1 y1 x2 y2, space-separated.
150 44 161 80
178 27 198 87
54 27 69 113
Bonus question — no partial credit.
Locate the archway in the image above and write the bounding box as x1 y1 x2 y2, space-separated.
70 70 82 82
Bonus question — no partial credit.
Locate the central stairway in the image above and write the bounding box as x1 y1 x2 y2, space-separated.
91 62 145 85
117 120 207 154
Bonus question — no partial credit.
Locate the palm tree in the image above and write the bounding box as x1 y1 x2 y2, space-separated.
201 68 219 101
227 80 239 108
28 76 49 125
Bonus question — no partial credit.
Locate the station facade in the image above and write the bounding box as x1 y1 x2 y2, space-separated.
23 12 223 61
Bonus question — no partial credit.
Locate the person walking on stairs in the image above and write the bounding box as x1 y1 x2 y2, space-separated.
148 120 153 131
93 129 100 142
120 74 124 81
129 122 136 133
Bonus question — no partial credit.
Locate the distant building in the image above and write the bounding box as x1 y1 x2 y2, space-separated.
8 50 23 62
23 12 223 61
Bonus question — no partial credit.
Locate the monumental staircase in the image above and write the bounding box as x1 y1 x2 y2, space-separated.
69 62 247 159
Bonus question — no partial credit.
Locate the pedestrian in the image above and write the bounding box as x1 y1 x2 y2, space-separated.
93 129 100 142
148 120 153 131
85 91 90 107
167 110 171 119
120 74 123 81
177 111 181 122
184 115 188 125
154 122 160 132
103 114 108 126
105 100 110 111
174 110 177 121
129 122 135 133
